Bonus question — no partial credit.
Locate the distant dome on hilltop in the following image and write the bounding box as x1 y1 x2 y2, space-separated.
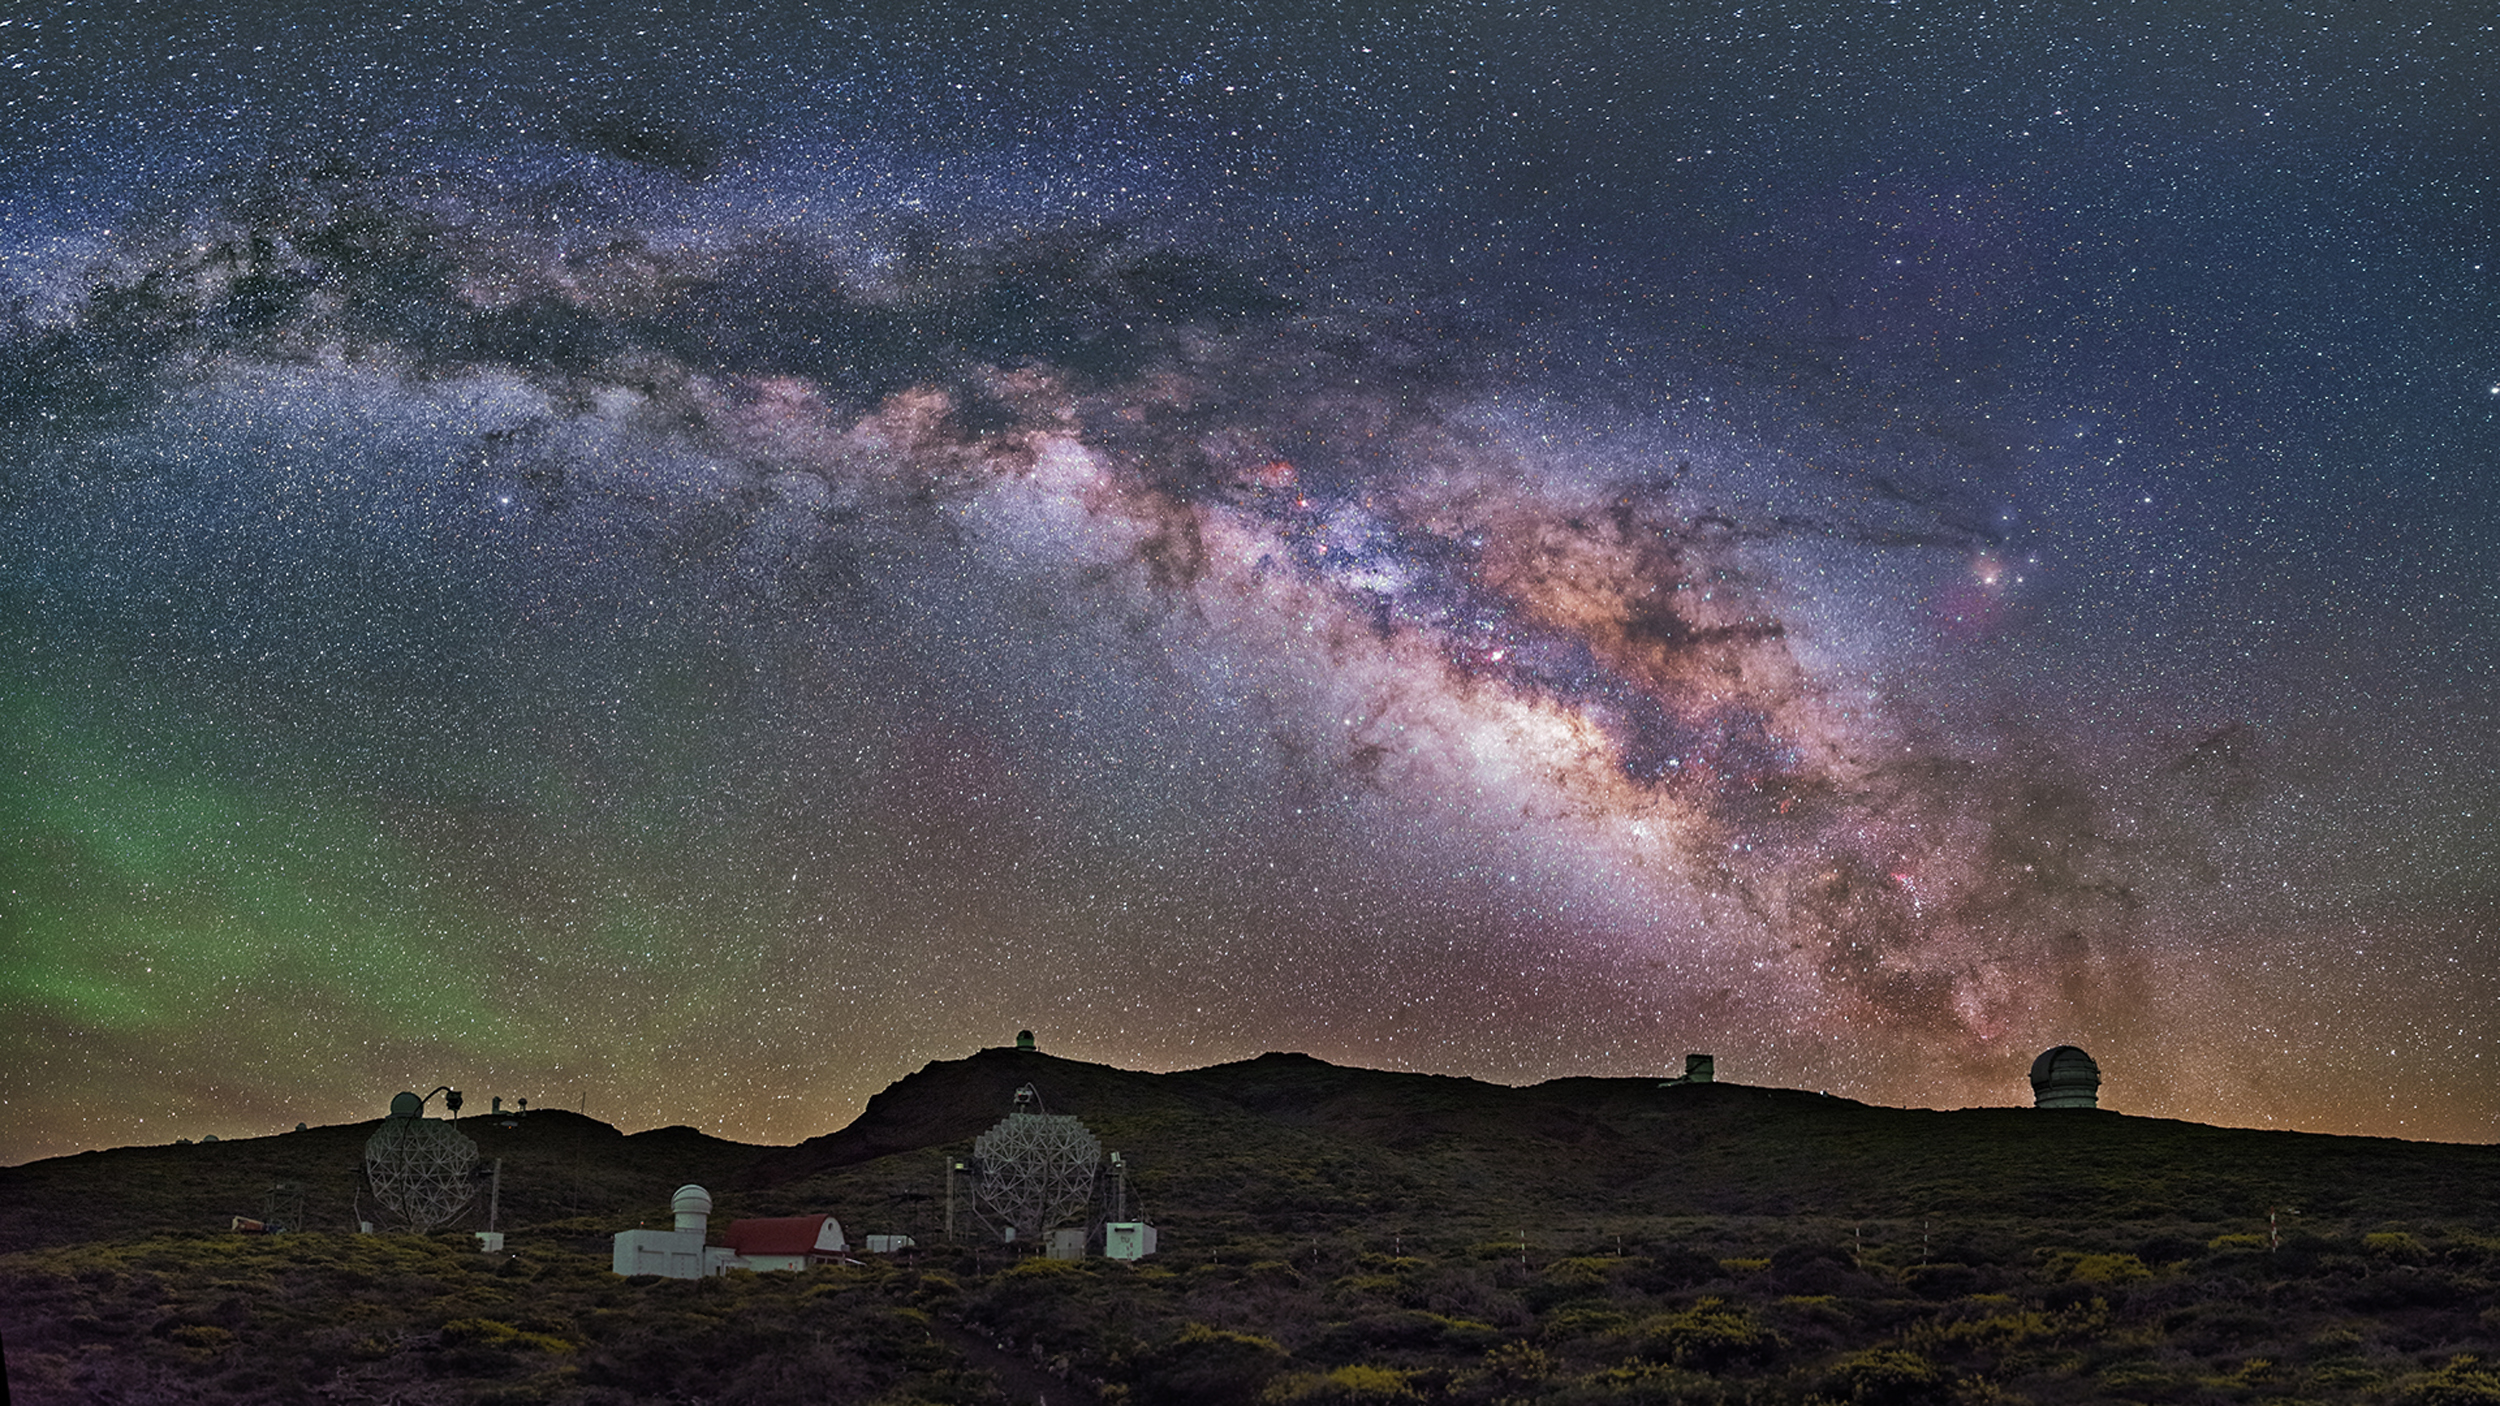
2030 1046 2102 1109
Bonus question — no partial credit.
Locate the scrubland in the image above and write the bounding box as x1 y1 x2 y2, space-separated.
7 1054 2497 1403
8 1207 2500 1403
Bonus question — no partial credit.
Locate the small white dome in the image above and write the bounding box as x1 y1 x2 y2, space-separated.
671 1185 713 1217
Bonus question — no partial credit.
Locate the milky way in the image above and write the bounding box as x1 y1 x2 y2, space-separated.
3 1 2493 1162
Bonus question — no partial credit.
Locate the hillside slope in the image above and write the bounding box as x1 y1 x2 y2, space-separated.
757 1047 2500 1237
6 1047 2494 1255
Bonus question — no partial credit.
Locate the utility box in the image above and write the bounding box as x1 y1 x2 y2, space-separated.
866 1234 917 1253
1104 1222 1159 1260
1046 1227 1088 1260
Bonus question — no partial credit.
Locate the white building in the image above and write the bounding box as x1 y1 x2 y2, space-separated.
612 1185 737 1280
611 1186 858 1279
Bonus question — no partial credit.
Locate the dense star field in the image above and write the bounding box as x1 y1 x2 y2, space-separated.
1 1 2492 1165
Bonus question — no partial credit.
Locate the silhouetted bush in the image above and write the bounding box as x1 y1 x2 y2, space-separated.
1635 1298 1783 1371
1629 1249 1723 1293
1310 1310 1504 1363
2342 1267 2478 1311
2068 1252 2151 1284
1525 1256 1626 1310
2136 1231 2203 1265
2404 1356 2500 1406
1131 1322 1287 1406
1768 1243 1862 1295
1900 1262 1980 1299
2368 1232 2430 1261
1264 1363 1423 1403
1824 1346 1946 1405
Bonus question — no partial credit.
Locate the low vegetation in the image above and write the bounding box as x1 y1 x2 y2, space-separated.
5 1053 2497 1403
11 1209 2500 1402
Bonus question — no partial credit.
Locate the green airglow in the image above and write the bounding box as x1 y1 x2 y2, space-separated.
2 671 794 1158
3 694 466 1015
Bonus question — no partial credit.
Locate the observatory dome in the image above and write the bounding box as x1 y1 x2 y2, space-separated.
2029 1046 2102 1109
671 1185 714 1234
389 1091 424 1119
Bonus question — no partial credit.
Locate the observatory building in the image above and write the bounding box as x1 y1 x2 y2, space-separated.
1661 1054 1716 1086
612 1185 737 1279
610 1187 856 1278
2030 1045 2102 1109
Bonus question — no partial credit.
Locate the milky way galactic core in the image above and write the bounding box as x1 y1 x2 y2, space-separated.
2 1 2493 1163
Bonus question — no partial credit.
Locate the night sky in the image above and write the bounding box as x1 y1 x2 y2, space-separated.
3 1 2493 1166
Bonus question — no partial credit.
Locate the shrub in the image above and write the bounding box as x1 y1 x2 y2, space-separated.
2068 1253 2151 1284
1630 1249 1724 1292
1312 1310 1505 1361
1768 1243 1860 1295
2405 1356 2500 1406
1908 1297 2108 1357
441 1316 576 1353
1560 1358 1738 1403
1438 1317 1505 1353
1132 1322 1288 1406
1825 1347 1945 1405
997 1256 1090 1280
168 1323 236 1350
1481 1341 1558 1388
1263 1364 1421 1403
2366 1231 2429 1261
1526 1256 1621 1308
1542 1306 1635 1339
2199 1357 2274 1390
2305 1325 2365 1358
1899 1262 1981 1300
1636 1299 1783 1371
2135 1232 2203 1264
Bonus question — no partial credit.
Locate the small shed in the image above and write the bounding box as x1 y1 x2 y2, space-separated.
1104 1222 1159 1260
722 1214 848 1271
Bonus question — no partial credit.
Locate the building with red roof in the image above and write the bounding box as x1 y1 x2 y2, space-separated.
720 1214 848 1271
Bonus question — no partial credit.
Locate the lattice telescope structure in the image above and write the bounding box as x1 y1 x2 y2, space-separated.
363 1092 480 1232
972 1086 1101 1243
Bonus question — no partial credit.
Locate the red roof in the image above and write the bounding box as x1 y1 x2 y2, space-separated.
722 1215 840 1257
